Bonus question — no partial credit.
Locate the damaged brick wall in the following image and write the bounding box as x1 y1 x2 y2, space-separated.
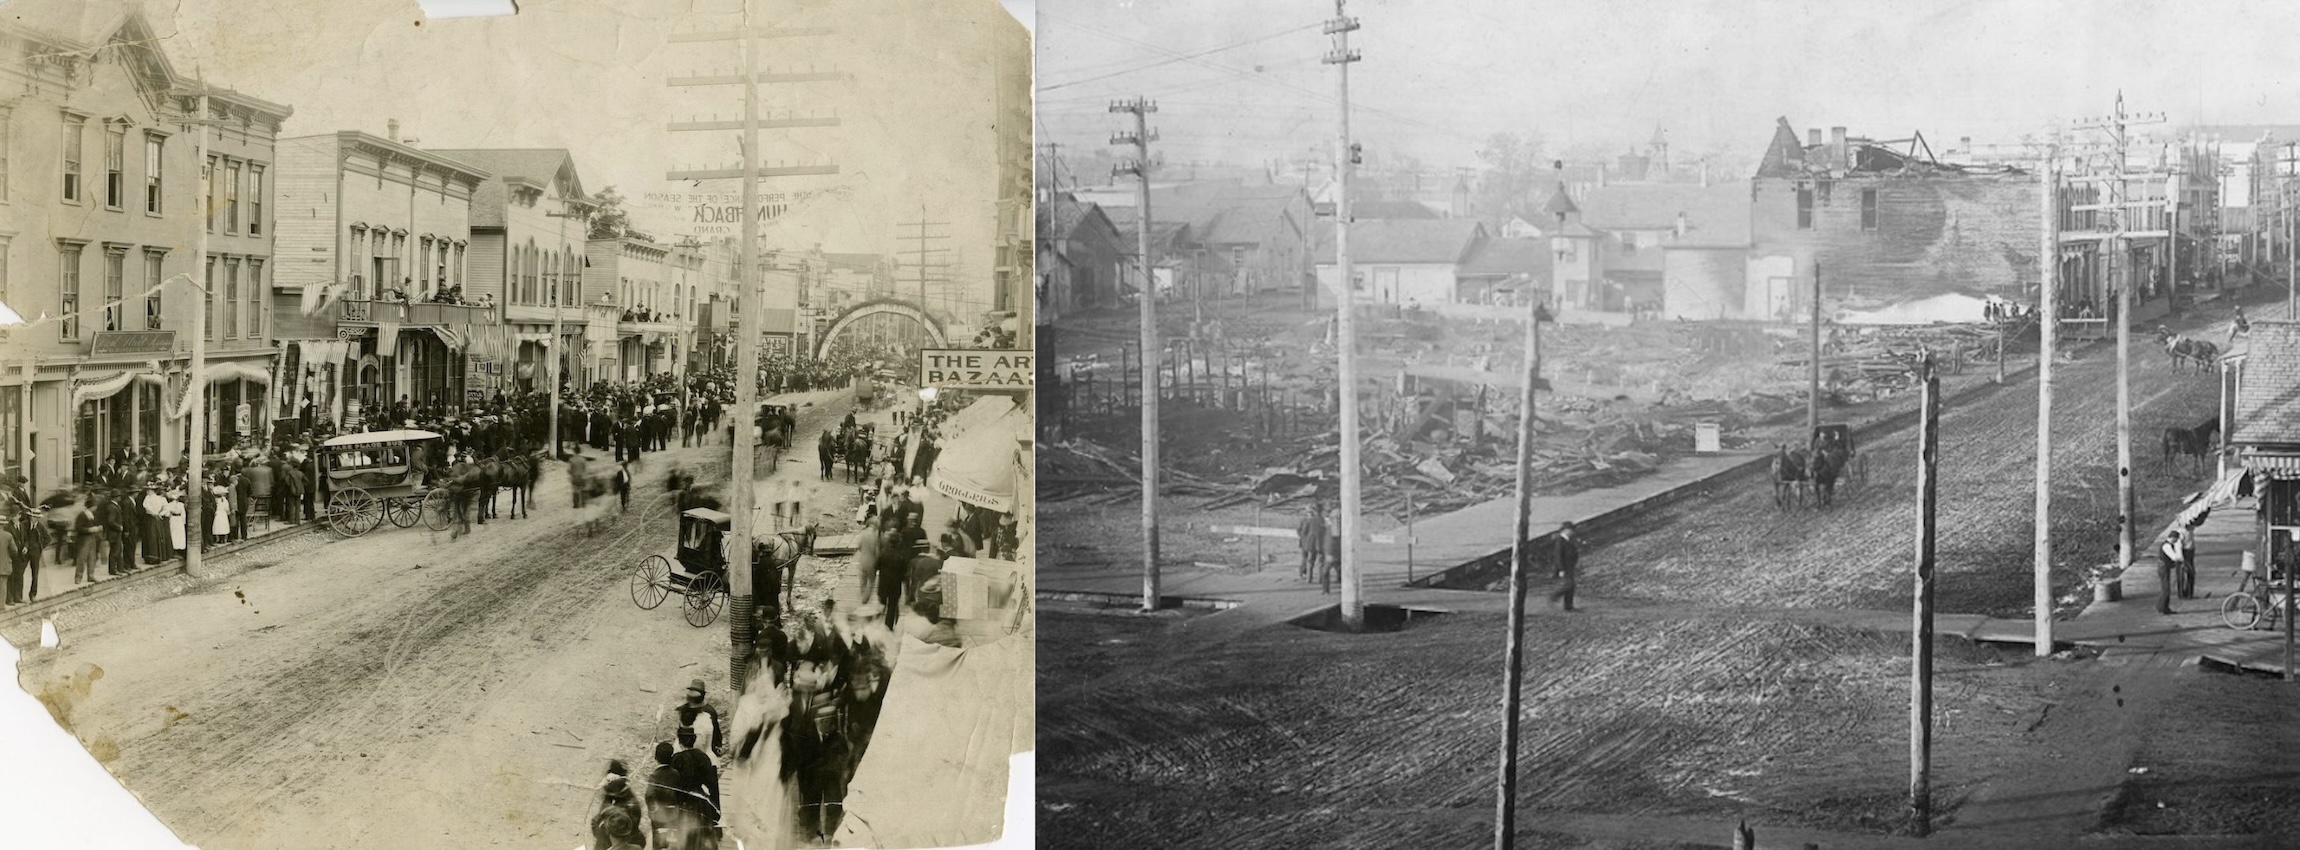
1751 172 2043 308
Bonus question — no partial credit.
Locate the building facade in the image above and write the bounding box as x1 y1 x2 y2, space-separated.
272 130 492 427
425 148 591 395
0 9 290 496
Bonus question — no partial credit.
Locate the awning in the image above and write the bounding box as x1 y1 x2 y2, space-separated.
831 634 1029 849
2242 452 2300 480
2174 467 2251 528
928 410 1026 512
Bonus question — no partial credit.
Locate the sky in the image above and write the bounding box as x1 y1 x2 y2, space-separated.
1038 0 2300 182
29 0 1028 301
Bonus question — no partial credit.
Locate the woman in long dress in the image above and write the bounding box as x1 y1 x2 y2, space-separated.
164 490 187 555
722 653 795 849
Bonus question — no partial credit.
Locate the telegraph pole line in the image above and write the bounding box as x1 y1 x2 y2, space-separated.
1325 0 1365 633
180 74 218 580
665 1 841 694
1111 96 1160 612
2075 92 2164 582
896 206 953 316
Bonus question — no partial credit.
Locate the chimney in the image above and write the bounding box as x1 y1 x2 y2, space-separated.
1830 127 1848 169
387 119 400 143
1960 136 1973 154
1808 128 1823 148
1675 212 1688 239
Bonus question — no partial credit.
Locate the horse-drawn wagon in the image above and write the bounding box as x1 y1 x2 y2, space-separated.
628 507 816 628
319 429 455 536
1770 424 1865 510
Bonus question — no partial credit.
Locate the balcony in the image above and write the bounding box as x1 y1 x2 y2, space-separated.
339 299 500 327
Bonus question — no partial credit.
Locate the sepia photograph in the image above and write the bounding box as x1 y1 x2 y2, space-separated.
0 0 1034 847
1036 0 2300 847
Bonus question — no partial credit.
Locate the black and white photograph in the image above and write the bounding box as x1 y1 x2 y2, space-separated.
0 0 1034 847
1036 1 2300 847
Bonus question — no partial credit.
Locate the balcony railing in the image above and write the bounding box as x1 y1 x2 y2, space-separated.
339 299 500 326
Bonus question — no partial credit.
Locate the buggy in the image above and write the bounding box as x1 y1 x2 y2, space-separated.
318 429 455 536
628 507 816 628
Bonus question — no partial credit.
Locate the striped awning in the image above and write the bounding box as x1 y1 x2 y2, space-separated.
2242 453 2300 479
2175 467 2253 528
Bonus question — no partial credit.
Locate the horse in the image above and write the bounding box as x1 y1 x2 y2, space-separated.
751 524 820 626
442 458 483 538
1770 444 1810 510
476 455 508 524
2156 326 2220 374
2161 417 2219 475
494 450 541 520
1806 443 1844 509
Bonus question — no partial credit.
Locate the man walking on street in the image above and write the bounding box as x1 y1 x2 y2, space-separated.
1547 521 1581 612
1298 502 1327 583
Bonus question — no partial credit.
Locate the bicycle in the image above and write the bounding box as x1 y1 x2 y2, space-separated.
2221 562 2295 630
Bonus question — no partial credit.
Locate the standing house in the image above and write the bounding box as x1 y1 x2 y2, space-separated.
1035 193 1124 319
425 148 592 394
1750 119 2042 321
0 6 290 496
583 236 701 380
2229 321 2300 569
1313 218 1489 307
1579 182 1750 314
273 131 491 425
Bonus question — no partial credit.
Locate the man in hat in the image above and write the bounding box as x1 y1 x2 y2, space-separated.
675 678 726 760
1547 521 1581 612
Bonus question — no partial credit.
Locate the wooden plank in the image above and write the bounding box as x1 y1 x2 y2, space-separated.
1209 525 1297 539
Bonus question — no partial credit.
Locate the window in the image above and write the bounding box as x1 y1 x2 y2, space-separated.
247 164 264 235
1860 188 1878 231
223 257 241 339
418 237 431 292
144 135 164 213
224 160 241 233
348 227 366 296
205 155 218 231
144 251 164 330
203 257 215 340
104 123 124 209
435 244 446 292
248 259 265 339
103 250 124 331
1796 187 1814 230
58 243 82 339
0 236 9 305
60 114 83 202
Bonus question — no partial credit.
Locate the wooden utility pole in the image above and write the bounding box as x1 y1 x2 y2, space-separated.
1910 354 1940 836
1326 0 1365 630
1809 261 1822 437
2077 93 2163 578
183 76 215 579
896 206 952 316
1495 296 1551 850
666 4 840 693
1111 97 1160 611
2036 147 2060 657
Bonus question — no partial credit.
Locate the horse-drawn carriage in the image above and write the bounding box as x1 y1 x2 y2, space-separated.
1770 424 1866 510
628 507 816 628
319 429 455 536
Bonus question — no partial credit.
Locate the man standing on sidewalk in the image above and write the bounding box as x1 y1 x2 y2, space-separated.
1298 502 1327 583
1547 521 1581 612
2179 514 2202 599
2157 525 2187 616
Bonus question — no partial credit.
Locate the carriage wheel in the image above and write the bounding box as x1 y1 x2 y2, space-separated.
327 487 381 537
631 555 672 610
684 570 727 628
2222 592 2264 630
421 490 454 532
385 496 421 528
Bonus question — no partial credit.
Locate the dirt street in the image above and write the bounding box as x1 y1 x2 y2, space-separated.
1040 297 2298 848
7 389 854 850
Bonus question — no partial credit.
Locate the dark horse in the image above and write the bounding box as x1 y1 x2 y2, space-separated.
2162 416 2220 475
751 525 820 626
1771 444 1810 509
1807 441 1846 509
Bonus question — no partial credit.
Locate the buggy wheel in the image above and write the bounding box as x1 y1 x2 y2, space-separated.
684 570 727 628
2223 592 2264 630
385 496 420 528
327 487 380 537
631 555 672 610
421 490 454 531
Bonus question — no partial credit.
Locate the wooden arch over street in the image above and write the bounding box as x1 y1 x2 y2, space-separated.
813 298 948 358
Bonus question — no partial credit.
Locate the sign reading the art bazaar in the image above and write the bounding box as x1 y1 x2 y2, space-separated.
919 349 1034 390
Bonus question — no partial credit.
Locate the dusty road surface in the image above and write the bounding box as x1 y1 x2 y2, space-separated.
7 389 853 850
1040 296 2300 847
